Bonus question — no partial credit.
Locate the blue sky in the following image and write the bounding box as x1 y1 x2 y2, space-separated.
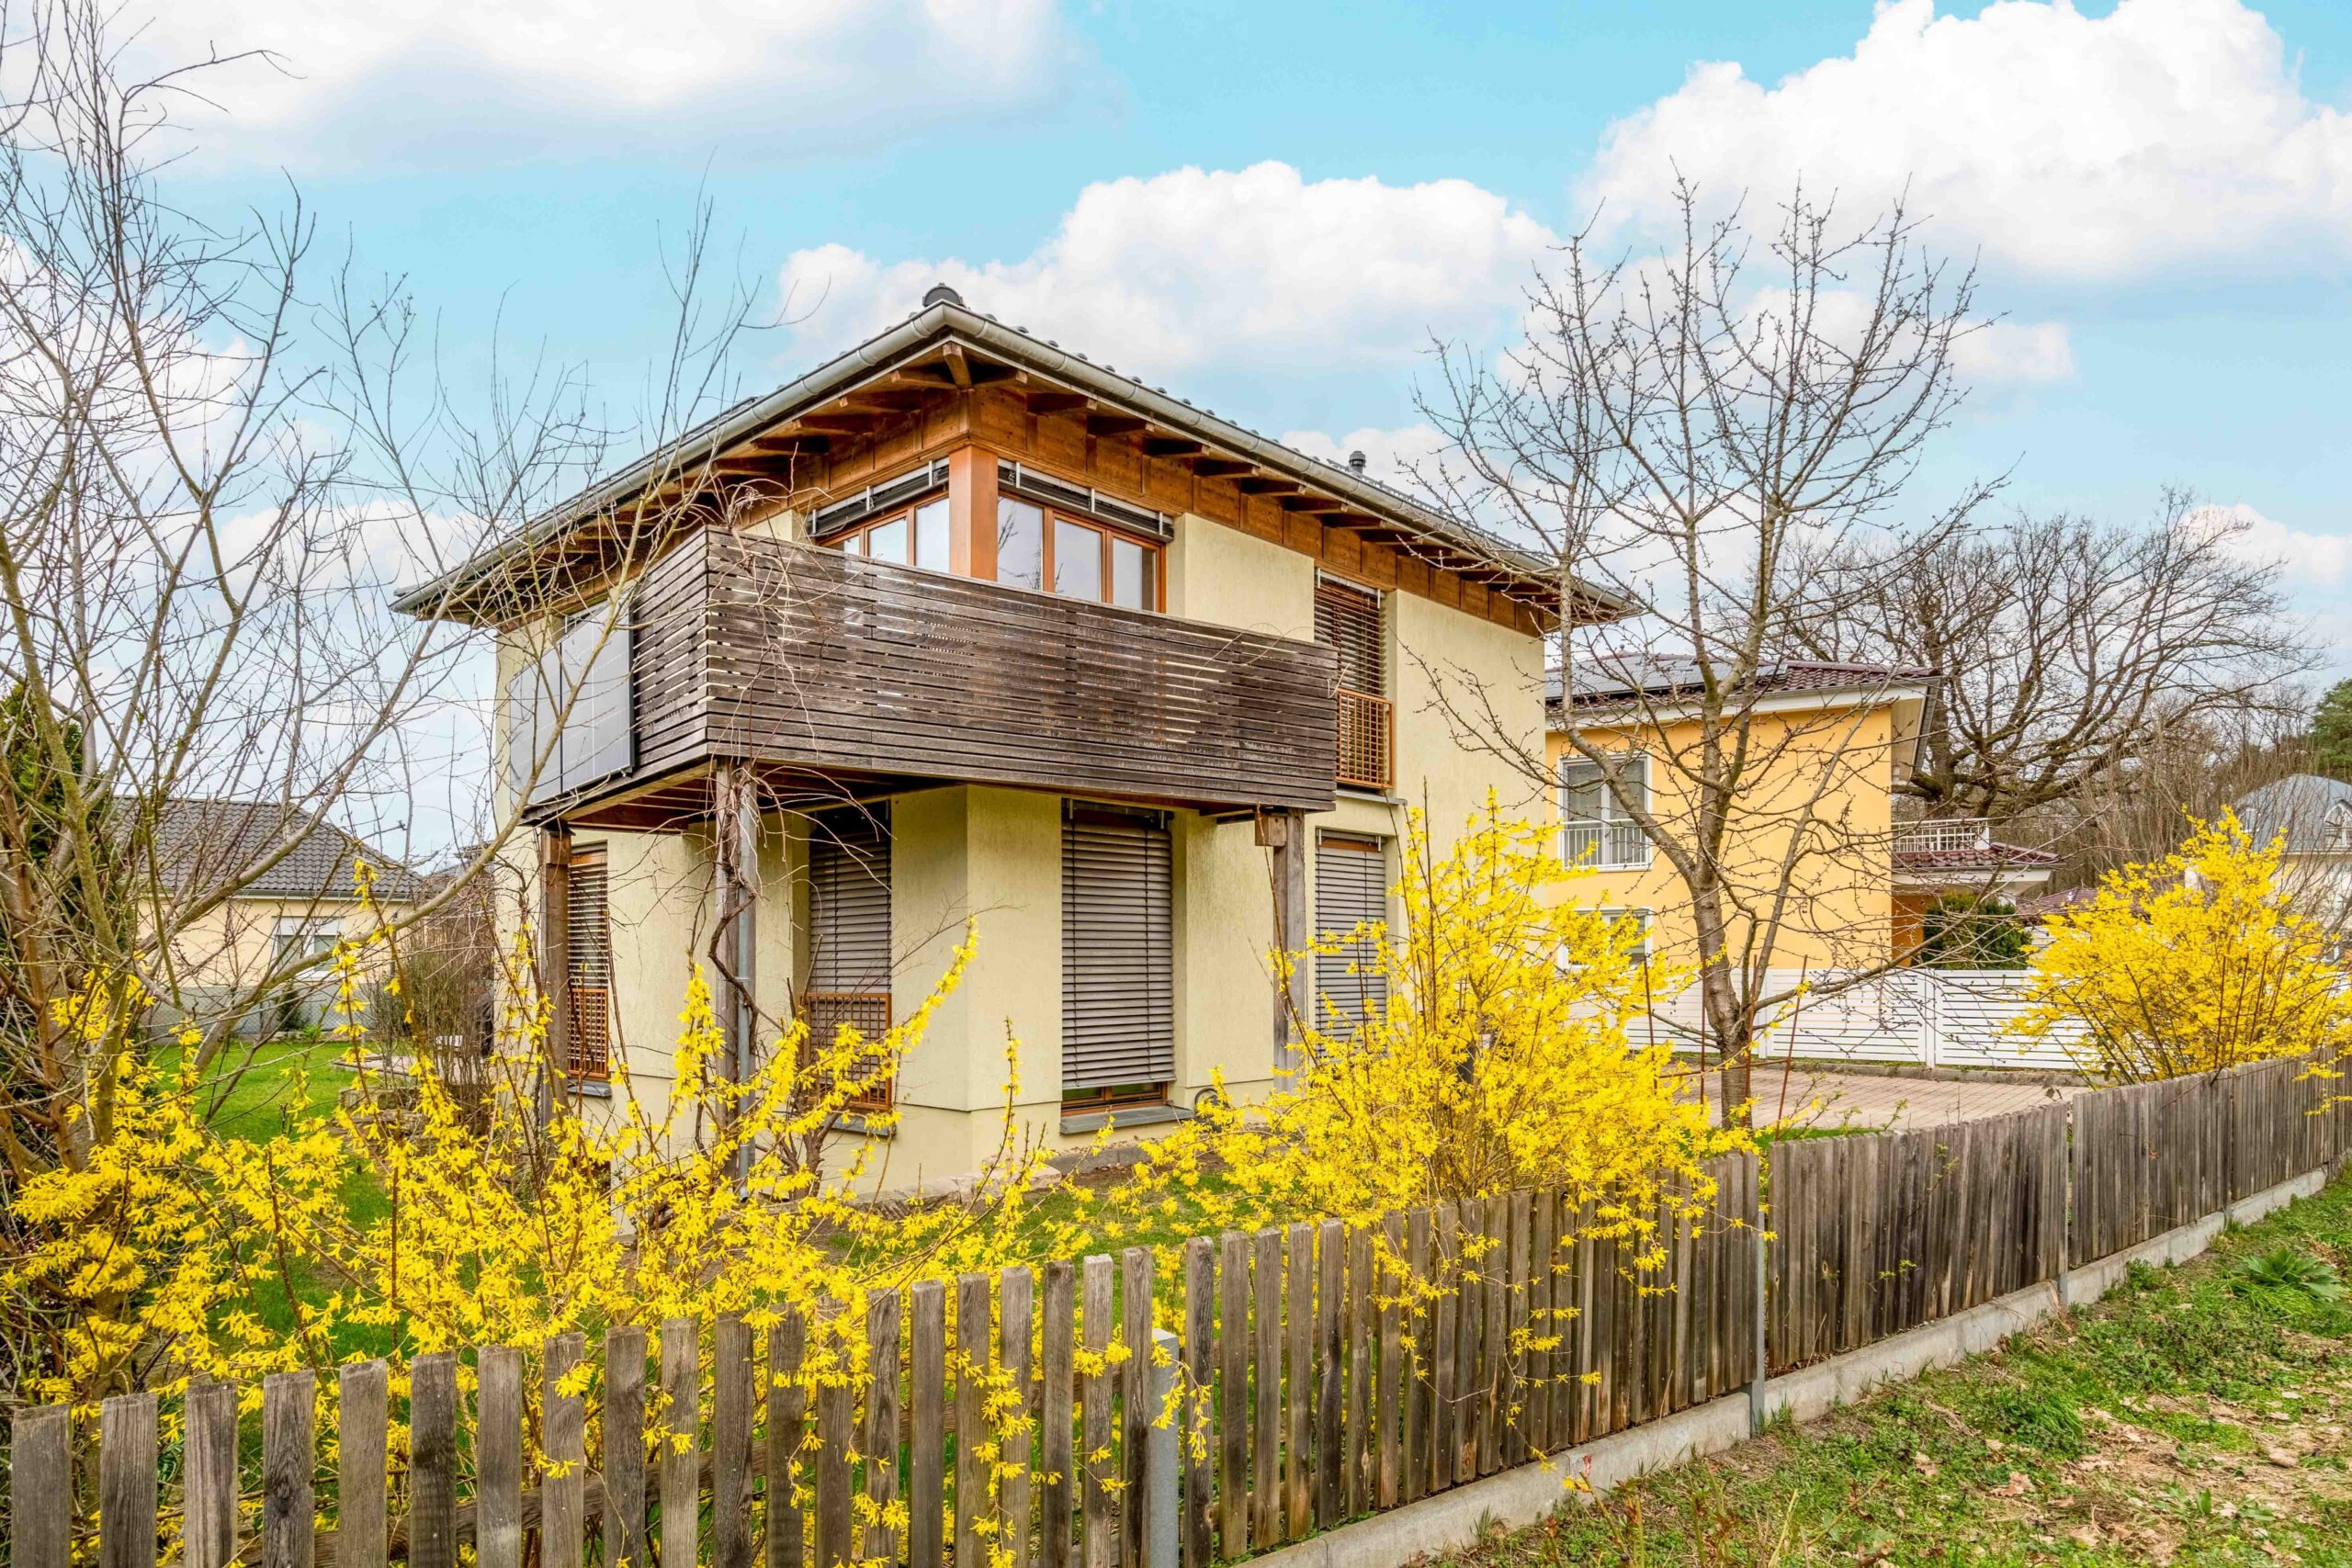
159 0 2352 671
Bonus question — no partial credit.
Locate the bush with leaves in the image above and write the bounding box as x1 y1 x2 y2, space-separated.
2012 813 2352 1081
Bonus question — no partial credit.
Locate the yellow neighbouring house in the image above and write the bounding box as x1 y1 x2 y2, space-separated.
153 798 422 1038
392 285 1631 1192
1544 661 2056 977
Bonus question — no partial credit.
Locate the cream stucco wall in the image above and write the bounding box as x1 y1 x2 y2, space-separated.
494 506 1544 1191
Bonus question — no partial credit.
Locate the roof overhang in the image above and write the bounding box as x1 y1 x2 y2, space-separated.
393 299 1635 627
1555 681 1937 735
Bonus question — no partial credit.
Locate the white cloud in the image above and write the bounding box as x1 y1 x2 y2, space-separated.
778 163 1560 378
1583 0 2352 280
1277 424 1450 488
2188 502 2352 589
124 0 1082 169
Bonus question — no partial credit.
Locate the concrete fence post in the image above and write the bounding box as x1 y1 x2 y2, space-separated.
1146 1327 1179 1568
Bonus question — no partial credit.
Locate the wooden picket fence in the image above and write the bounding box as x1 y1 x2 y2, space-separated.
7 1061 2347 1568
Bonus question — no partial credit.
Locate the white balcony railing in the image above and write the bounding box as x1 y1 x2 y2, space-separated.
1893 818 1994 853
1563 820 1650 871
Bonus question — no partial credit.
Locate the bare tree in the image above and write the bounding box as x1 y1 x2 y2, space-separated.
0 0 782 1393
1783 493 2314 824
1415 182 1996 1124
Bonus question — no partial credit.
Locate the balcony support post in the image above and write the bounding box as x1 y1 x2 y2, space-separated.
712 762 760 1172
1260 810 1311 1069
537 822 573 1122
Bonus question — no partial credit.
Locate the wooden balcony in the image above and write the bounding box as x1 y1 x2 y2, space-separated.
536 529 1340 828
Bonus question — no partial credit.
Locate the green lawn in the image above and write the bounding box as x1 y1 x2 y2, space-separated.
1441 1172 2352 1566
174 1033 357 1138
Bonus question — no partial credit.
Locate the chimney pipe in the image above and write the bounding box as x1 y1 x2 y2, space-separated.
1347 450 1367 474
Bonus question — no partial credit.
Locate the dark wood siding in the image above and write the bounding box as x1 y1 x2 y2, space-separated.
694 531 1338 813
627 537 716 778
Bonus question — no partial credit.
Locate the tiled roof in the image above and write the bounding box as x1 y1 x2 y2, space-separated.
1546 659 1939 718
2233 774 2352 854
154 799 423 904
395 289 1627 622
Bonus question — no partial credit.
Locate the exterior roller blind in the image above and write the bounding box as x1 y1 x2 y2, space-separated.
1061 807 1175 1092
1315 577 1385 694
1314 834 1390 1030
566 846 612 1078
808 805 894 993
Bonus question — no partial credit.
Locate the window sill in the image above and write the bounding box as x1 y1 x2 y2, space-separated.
834 1111 894 1139
1059 1102 1192 1137
1335 785 1404 805
560 1077 613 1100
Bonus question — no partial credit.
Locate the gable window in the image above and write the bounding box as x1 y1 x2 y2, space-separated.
999 498 1159 610
1316 575 1392 791
1560 752 1651 870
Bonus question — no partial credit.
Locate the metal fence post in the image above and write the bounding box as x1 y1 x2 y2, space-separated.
1147 1327 1180 1568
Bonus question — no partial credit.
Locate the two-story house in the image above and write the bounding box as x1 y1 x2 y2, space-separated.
395 285 1621 1187
1545 660 2054 972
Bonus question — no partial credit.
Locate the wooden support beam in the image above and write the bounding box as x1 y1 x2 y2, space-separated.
712 762 758 1174
1140 434 1202 457
942 344 974 388
1259 811 1311 1069
1280 495 1347 513
537 824 572 1115
796 412 883 434
1237 477 1301 495
1088 412 1147 436
1024 391 1090 415
1192 458 1252 479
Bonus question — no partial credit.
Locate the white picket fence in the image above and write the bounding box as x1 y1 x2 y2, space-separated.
1632 967 2093 1072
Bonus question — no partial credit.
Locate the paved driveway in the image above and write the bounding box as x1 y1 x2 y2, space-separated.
1676 1066 2086 1131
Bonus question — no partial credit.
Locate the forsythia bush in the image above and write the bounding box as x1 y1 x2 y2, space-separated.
10 808 1747 1557
1069 801 1749 1269
2015 813 2352 1081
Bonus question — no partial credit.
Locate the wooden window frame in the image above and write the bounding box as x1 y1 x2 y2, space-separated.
1058 1080 1171 1112
1317 573 1393 792
999 497 1165 612
830 491 952 571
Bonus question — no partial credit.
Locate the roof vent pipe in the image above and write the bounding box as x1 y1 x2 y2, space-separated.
1347 450 1367 474
922 282 964 308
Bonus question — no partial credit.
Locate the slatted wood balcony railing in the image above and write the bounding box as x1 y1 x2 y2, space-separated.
592 529 1341 821
1334 686 1393 793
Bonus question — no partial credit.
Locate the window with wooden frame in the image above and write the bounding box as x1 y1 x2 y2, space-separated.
995 497 1160 611
566 845 612 1079
1316 575 1392 791
832 496 952 572
806 804 896 1112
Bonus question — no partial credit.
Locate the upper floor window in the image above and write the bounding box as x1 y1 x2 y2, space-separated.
1317 576 1393 792
996 498 1159 611
1560 751 1652 870
836 497 950 572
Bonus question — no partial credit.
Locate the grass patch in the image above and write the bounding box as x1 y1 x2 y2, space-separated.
1441 1170 2352 1566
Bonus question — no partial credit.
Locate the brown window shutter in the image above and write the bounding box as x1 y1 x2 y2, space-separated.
1313 834 1390 1031
1061 807 1175 1095
808 804 896 1111
566 847 612 1077
1315 577 1385 695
